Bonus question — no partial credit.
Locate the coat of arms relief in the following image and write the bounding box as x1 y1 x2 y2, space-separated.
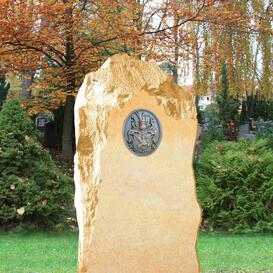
123 109 162 156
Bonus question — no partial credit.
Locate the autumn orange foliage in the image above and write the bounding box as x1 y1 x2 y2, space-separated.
1 1 271 106
0 0 146 114
0 0 272 161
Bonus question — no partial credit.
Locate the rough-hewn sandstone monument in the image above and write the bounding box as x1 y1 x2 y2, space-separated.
74 54 201 273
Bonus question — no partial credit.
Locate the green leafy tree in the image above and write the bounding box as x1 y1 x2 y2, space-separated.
0 99 73 230
0 75 10 108
217 63 239 140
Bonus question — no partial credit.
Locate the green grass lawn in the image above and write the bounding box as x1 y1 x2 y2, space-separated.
0 231 78 273
198 232 273 273
0 231 272 273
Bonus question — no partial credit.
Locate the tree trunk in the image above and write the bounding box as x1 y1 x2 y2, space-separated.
21 70 34 99
62 0 76 164
62 95 75 164
194 23 201 94
134 0 144 59
173 66 178 83
173 15 179 84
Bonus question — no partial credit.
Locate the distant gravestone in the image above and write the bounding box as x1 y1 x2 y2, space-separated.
74 54 201 273
35 114 47 132
239 123 250 139
43 121 61 148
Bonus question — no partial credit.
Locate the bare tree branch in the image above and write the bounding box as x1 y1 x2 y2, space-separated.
141 1 207 35
2 41 64 67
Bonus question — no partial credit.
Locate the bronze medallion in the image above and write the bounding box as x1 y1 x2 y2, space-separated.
123 109 162 156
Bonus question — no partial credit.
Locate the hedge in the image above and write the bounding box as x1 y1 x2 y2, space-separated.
196 139 273 233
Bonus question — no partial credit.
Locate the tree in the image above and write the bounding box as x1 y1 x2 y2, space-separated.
217 63 239 141
143 0 215 83
241 95 273 122
0 74 10 108
259 2 273 100
0 0 142 163
0 98 73 230
0 0 271 161
191 1 272 97
0 0 224 163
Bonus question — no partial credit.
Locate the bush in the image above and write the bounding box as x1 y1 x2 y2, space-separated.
196 139 273 233
242 96 273 122
201 103 221 127
0 98 73 230
200 103 224 150
256 119 273 139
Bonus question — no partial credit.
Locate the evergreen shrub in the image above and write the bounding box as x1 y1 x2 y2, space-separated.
0 99 73 230
196 139 273 233
256 119 273 139
200 103 224 150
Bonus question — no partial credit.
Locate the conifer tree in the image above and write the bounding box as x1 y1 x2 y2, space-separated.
0 98 73 230
217 63 239 140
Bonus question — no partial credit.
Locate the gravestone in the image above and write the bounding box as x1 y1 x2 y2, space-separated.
35 114 47 132
43 121 61 148
74 54 201 273
239 123 250 139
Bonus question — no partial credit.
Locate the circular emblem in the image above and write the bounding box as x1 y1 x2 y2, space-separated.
123 109 162 156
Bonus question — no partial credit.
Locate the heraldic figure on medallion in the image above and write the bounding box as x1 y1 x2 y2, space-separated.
123 109 161 156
